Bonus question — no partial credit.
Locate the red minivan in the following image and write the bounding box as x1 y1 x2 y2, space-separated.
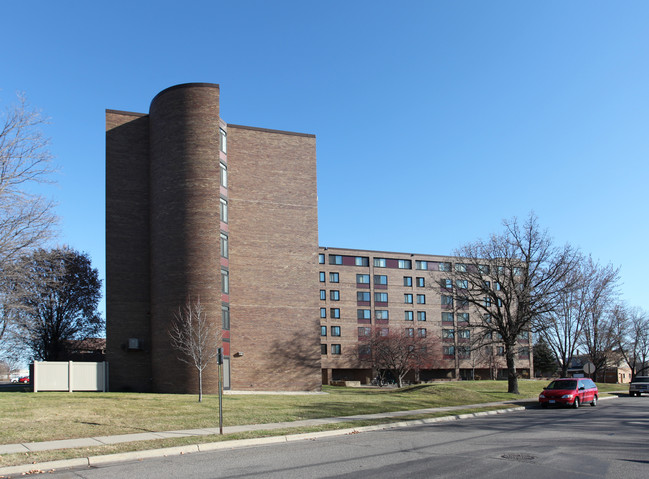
539 378 598 408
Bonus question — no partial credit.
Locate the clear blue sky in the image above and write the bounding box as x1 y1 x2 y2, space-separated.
2 1 648 316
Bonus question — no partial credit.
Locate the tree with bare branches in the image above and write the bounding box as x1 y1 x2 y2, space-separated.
612 305 649 379
0 94 57 352
448 213 580 394
169 297 222 402
538 257 619 377
359 327 439 388
577 262 621 381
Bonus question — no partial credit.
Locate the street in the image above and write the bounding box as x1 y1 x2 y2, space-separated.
29 397 649 479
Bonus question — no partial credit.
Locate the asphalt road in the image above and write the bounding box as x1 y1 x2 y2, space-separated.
32 396 649 479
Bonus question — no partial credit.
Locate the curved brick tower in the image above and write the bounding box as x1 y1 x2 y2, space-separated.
148 83 223 393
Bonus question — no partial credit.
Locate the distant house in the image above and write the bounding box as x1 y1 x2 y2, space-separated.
61 338 106 362
566 355 632 384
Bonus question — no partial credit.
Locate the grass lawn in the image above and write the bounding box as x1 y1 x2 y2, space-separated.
0 379 621 445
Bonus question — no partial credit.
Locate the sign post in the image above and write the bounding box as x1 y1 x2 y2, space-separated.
217 347 223 435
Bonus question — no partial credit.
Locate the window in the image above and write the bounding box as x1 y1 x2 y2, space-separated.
331 344 341 355
519 331 529 340
497 298 503 307
320 290 326 300
357 291 371 302
319 272 325 282
442 278 453 289
441 295 453 306
330 290 340 301
495 282 501 291
375 310 389 320
220 233 228 258
416 277 425 287
404 294 413 304
220 198 228 223
406 328 414 337
417 294 426 304
380 328 389 336
439 262 451 272
442 329 455 339
330 308 340 319
329 255 343 265
331 326 341 337
404 311 413 321
417 311 426 321
358 344 371 358
418 328 427 338
403 276 412 287
357 309 371 319
321 326 327 336
321 344 327 355
220 162 227 188
356 274 370 284
416 260 428 270
479 264 490 274
442 312 454 323
374 275 388 285
455 279 468 289
358 327 371 337
484 297 491 307
519 347 530 359
457 346 470 358
374 292 388 303
456 313 468 323
458 296 469 308
222 305 230 329
355 256 369 266
318 253 325 264
513 267 523 276
320 308 326 318
398 259 412 269
443 346 455 356
219 128 227 153
455 263 467 272
458 329 470 339
329 272 339 283
483 280 491 290
497 346 505 356
221 269 229 294
483 313 491 323
374 258 386 268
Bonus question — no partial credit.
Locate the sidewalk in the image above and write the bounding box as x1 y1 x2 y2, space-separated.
0 399 535 456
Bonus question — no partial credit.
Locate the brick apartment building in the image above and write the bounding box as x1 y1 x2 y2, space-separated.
318 247 533 384
106 83 532 393
106 83 321 393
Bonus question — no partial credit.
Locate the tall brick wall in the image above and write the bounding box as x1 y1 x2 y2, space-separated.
227 125 321 391
148 84 223 394
105 110 152 392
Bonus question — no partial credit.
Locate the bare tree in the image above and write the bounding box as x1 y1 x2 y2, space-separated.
0 94 57 349
578 262 621 381
612 305 649 379
538 257 617 377
359 327 439 388
449 213 579 394
169 297 222 402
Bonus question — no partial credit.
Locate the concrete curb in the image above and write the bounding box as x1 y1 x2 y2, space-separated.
0 407 524 477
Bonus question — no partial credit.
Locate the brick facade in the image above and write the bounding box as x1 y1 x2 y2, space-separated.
106 83 321 393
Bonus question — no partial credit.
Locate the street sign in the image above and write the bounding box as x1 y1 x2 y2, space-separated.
583 362 595 374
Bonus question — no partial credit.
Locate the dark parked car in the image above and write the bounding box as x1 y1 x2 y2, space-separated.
628 376 649 397
539 378 598 408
